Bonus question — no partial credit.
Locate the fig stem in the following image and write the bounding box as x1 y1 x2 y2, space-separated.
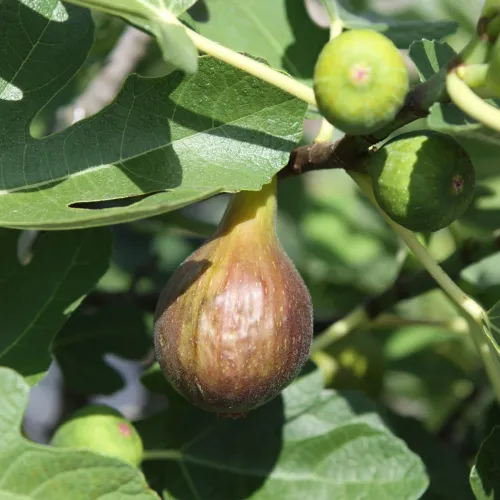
312 14 343 144
312 308 368 352
154 9 317 107
142 449 183 462
350 171 500 405
446 70 500 132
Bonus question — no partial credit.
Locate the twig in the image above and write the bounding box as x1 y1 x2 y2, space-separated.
55 26 151 128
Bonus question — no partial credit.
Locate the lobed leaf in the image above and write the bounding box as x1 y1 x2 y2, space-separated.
0 1 306 229
139 365 429 499
0 367 159 499
0 228 112 385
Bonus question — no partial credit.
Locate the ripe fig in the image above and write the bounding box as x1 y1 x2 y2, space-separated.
50 405 144 467
366 131 475 232
313 29 409 135
154 178 313 415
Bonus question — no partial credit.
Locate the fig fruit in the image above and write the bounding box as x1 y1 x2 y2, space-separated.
154 178 313 415
366 131 475 232
313 29 409 135
50 405 143 467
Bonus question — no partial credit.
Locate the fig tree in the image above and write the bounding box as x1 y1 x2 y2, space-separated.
50 405 143 467
366 131 475 232
313 29 409 135
154 177 313 415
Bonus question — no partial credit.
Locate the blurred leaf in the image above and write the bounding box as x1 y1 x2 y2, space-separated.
336 4 458 48
409 39 456 80
53 304 151 395
66 0 198 72
0 367 159 499
138 367 428 499
193 0 328 81
301 171 400 297
0 2 306 229
470 427 500 499
0 228 111 385
388 413 474 500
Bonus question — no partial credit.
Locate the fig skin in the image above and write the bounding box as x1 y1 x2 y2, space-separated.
50 405 144 467
367 131 475 232
154 178 313 415
313 29 409 135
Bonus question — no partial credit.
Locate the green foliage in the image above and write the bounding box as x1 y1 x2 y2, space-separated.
0 228 112 384
0 0 306 229
139 364 428 499
470 427 500 499
2 0 500 498
0 368 157 499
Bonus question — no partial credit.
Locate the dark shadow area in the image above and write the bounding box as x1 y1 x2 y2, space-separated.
188 0 209 22
282 0 329 79
69 190 165 209
139 382 285 499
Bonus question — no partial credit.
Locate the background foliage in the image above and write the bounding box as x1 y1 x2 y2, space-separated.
2 0 500 499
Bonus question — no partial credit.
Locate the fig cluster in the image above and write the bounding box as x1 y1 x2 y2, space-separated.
313 29 409 135
154 178 313 415
364 131 476 232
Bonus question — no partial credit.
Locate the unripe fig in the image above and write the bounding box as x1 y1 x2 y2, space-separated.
50 405 144 467
154 178 313 415
313 29 409 135
366 131 475 232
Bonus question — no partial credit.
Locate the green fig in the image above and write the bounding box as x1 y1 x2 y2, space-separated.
50 405 144 467
366 131 475 232
154 178 313 415
313 29 409 135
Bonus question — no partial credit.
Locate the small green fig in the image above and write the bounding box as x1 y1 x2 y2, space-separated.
50 405 144 467
154 178 313 415
313 29 409 135
366 131 475 232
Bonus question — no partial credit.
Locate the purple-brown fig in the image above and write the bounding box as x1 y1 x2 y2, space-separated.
153 178 313 415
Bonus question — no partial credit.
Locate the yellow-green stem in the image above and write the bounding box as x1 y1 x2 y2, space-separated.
350 171 500 404
158 10 317 107
447 71 500 133
311 307 368 352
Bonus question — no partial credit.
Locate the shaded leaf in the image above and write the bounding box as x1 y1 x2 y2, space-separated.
409 39 456 81
0 1 306 229
336 3 458 48
53 304 151 395
138 366 428 499
471 427 500 499
65 0 199 72
0 367 159 499
0 228 112 385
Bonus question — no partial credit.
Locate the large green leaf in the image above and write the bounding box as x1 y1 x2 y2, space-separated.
0 228 112 385
0 1 306 229
53 303 151 395
193 0 328 82
470 427 500 499
139 365 429 499
0 367 159 499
